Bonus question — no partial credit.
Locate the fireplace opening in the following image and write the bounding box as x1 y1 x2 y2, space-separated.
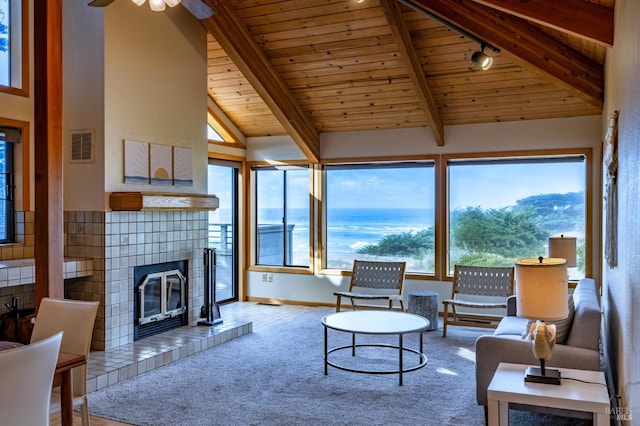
134 260 188 341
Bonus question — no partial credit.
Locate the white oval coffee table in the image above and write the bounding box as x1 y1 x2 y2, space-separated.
322 310 429 385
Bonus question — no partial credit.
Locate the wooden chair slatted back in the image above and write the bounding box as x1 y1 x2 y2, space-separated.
452 265 514 298
350 260 406 292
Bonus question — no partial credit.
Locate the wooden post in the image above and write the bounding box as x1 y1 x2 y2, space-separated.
33 0 64 304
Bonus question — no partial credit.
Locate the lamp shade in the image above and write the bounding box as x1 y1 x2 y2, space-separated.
548 235 577 267
515 257 568 321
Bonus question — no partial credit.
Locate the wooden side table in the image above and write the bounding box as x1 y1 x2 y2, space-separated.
487 362 610 425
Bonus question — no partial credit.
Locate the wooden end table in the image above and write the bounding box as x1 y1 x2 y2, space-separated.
487 362 610 425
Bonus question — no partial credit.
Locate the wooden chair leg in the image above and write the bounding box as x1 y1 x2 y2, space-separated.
336 295 342 312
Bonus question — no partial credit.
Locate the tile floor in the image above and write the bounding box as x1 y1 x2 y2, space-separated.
86 302 313 393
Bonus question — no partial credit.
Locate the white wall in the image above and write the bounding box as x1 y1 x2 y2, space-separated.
245 135 307 162
602 0 640 418
103 1 208 201
321 116 601 157
63 0 106 211
244 115 603 306
62 1 208 212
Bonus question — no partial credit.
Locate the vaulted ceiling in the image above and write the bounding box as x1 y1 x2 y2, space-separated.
197 0 614 161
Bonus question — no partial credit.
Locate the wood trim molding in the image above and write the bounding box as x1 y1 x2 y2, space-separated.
201 0 320 162
0 117 30 211
380 0 445 146
34 0 64 302
109 192 220 211
470 0 614 46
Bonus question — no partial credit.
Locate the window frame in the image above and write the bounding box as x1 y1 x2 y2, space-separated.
0 117 28 212
320 156 439 279
0 137 14 242
441 148 593 282
0 118 28 244
207 107 244 148
0 0 29 97
248 161 314 274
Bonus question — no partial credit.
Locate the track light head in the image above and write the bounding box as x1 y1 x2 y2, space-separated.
471 45 493 71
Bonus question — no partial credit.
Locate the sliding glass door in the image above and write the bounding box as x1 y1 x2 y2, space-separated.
207 160 240 303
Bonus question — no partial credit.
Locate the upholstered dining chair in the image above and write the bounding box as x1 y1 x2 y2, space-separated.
30 297 99 426
0 331 63 426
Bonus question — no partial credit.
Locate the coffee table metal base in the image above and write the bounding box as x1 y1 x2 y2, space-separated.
322 311 429 385
325 340 427 385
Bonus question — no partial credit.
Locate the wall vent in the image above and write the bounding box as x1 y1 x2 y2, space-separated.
70 129 95 163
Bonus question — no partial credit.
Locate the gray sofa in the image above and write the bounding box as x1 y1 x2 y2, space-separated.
475 278 602 419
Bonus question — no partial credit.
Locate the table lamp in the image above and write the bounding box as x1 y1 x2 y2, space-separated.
515 256 568 385
548 234 577 267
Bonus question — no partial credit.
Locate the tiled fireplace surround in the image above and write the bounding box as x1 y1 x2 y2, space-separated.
64 209 209 351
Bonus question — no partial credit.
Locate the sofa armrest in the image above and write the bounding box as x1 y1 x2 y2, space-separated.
506 295 517 316
475 335 601 407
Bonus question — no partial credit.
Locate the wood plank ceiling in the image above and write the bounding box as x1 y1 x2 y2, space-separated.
201 0 614 159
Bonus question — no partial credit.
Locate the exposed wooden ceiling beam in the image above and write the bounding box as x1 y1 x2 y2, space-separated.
405 0 604 108
470 0 614 47
380 0 445 146
201 0 320 162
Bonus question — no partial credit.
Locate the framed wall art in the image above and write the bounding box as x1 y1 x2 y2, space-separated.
124 140 149 184
603 110 619 268
173 146 193 186
150 143 173 185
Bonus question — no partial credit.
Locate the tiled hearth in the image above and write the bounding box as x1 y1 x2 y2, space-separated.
65 210 209 351
86 302 312 392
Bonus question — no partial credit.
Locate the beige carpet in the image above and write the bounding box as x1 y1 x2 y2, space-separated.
89 307 589 426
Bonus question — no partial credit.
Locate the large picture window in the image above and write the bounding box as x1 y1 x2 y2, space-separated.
447 154 587 280
324 162 435 274
254 166 310 267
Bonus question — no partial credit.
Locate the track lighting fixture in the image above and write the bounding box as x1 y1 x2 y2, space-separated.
471 44 494 71
396 0 500 71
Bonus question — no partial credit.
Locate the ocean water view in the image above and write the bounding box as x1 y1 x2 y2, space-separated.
325 208 434 252
254 207 434 269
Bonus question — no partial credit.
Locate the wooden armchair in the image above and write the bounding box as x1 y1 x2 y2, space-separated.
442 265 514 337
334 260 406 312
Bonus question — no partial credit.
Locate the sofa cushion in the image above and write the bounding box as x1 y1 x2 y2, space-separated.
521 295 575 343
494 316 528 336
551 294 575 344
497 295 574 343
565 278 601 350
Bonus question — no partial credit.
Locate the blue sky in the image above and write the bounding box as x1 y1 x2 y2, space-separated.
208 160 585 213
449 161 585 210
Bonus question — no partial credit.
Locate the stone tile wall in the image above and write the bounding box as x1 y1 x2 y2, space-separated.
65 210 209 351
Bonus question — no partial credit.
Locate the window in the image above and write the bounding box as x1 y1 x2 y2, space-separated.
207 108 242 146
447 154 587 280
0 0 27 95
254 165 310 267
208 159 241 303
207 124 224 142
323 162 436 274
0 126 17 243
0 0 9 86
